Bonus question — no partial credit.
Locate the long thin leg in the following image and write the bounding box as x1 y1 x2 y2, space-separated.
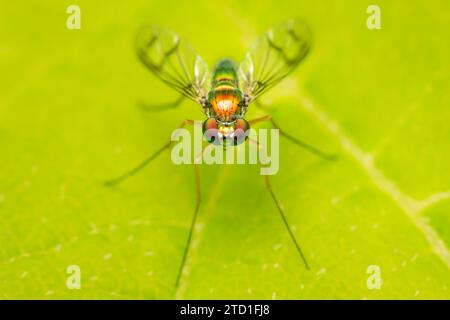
247 136 262 149
264 175 310 270
195 141 214 164
175 141 214 287
138 95 184 112
249 115 337 160
253 100 269 110
174 163 202 288
104 119 194 186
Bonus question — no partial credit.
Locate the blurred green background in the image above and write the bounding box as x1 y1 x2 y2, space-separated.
0 0 449 299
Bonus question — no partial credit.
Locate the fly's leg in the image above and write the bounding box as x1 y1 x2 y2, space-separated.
104 119 194 186
249 115 337 160
106 118 209 288
247 136 263 150
138 95 185 112
264 174 310 270
253 100 269 110
175 141 213 288
175 163 201 288
249 137 311 269
195 142 214 164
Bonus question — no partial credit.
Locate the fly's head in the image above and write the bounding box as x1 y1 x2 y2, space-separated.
202 117 250 147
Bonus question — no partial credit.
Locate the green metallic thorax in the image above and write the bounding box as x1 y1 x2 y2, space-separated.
207 59 243 122
211 58 239 88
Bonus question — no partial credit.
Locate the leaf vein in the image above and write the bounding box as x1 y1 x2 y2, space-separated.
294 88 450 269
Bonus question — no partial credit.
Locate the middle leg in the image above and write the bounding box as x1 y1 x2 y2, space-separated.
249 115 337 160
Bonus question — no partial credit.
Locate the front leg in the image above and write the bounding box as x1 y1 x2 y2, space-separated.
138 95 185 112
249 115 337 160
105 119 195 186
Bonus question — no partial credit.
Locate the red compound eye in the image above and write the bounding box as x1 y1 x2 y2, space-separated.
202 118 219 143
234 118 250 144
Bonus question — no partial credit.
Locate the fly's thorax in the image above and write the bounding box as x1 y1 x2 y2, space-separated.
202 117 250 146
207 58 243 121
211 58 239 85
207 87 243 121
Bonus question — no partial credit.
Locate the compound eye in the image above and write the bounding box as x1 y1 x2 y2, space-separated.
202 118 219 143
234 118 250 144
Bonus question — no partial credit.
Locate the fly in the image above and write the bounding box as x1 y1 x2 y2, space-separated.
106 19 337 288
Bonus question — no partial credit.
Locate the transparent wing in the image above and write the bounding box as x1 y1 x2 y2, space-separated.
136 26 210 104
239 19 312 102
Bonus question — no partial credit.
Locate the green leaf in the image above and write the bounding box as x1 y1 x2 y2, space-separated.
0 0 449 299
